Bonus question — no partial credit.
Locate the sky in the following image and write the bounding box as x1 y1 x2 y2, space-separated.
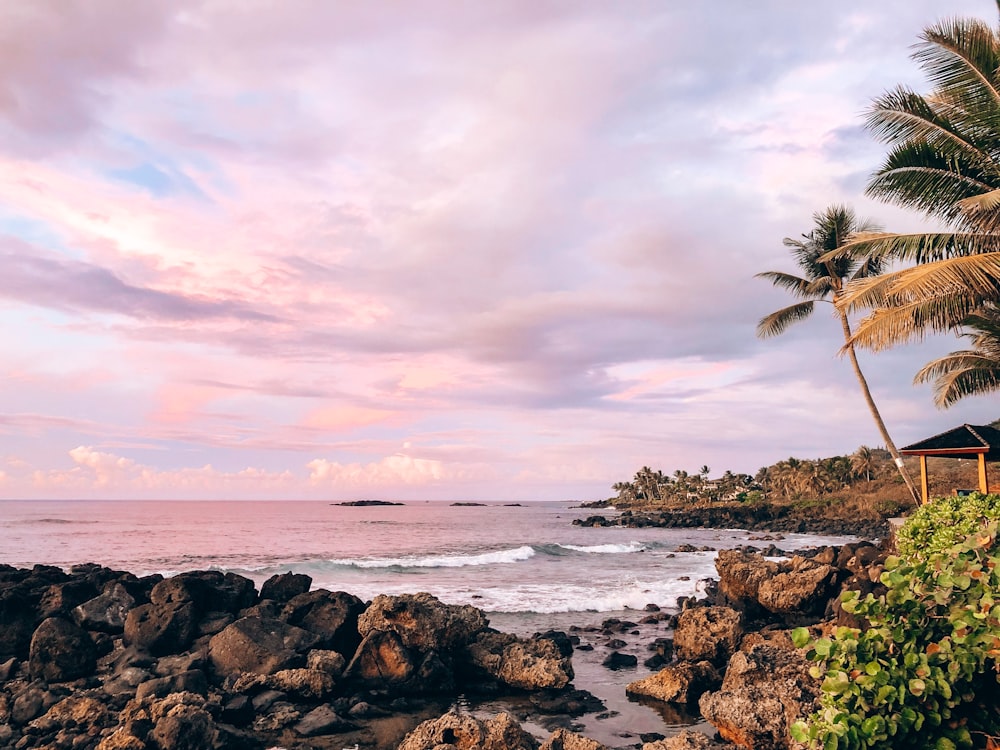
0 0 996 502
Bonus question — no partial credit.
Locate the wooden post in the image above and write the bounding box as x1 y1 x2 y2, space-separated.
979 453 989 494
919 455 929 505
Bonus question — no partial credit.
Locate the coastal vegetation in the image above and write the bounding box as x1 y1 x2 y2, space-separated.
792 495 1000 750
606 441 998 523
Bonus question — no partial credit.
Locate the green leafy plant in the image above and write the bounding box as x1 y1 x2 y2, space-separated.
895 493 1000 562
791 523 1000 750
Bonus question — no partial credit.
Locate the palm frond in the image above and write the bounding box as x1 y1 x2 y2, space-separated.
957 187 1000 213
754 271 816 299
917 18 1000 114
756 302 816 338
841 252 1000 311
915 351 1000 407
822 230 993 265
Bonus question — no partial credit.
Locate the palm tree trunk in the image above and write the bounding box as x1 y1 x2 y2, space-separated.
838 311 920 506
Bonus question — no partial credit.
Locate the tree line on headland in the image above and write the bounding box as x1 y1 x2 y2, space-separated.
608 437 997 518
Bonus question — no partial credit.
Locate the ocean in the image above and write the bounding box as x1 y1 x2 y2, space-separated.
0 499 858 745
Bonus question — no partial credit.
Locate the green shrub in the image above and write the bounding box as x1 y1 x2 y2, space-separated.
895 493 1000 562
791 524 1000 750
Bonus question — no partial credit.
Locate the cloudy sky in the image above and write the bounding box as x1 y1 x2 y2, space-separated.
0 0 995 501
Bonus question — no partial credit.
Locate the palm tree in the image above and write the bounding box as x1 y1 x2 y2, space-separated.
833 11 1000 351
757 205 920 505
851 445 878 483
914 303 1000 406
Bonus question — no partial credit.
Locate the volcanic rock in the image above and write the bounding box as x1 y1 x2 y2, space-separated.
673 606 743 667
626 660 720 704
28 616 97 681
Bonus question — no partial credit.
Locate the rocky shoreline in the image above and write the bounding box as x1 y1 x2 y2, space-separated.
0 534 887 749
573 504 889 538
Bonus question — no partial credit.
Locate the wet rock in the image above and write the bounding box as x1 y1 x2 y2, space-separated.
626 660 720 704
294 704 355 736
602 651 637 669
540 727 609 750
673 606 743 667
398 710 538 750
208 616 318 677
28 616 97 681
465 631 574 690
259 571 312 603
529 688 605 716
358 592 488 652
699 643 820 750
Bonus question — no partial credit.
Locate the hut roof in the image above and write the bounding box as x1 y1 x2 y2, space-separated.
901 424 1000 460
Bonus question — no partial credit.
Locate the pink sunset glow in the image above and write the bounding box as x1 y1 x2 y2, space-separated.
0 1 994 501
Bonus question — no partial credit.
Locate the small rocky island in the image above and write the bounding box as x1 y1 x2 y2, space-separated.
332 500 405 507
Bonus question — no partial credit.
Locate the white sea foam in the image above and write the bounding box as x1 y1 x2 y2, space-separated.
557 541 647 554
328 545 537 569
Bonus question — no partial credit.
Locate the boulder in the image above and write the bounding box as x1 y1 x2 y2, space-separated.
673 607 743 667
0 588 40 659
208 616 318 677
540 727 608 750
124 602 198 656
281 589 365 654
73 582 136 633
602 651 637 669
714 550 779 608
344 630 417 686
150 570 256 615
28 616 97 681
626 660 720 704
699 643 820 750
358 592 488 652
259 572 312 603
38 579 99 618
306 648 346 677
464 631 573 690
294 704 355 737
398 710 538 750
757 558 838 615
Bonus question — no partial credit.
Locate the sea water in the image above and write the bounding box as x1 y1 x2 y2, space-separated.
0 500 858 745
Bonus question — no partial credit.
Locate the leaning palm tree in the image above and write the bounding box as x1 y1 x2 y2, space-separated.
757 205 920 504
914 303 1000 406
833 11 1000 350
